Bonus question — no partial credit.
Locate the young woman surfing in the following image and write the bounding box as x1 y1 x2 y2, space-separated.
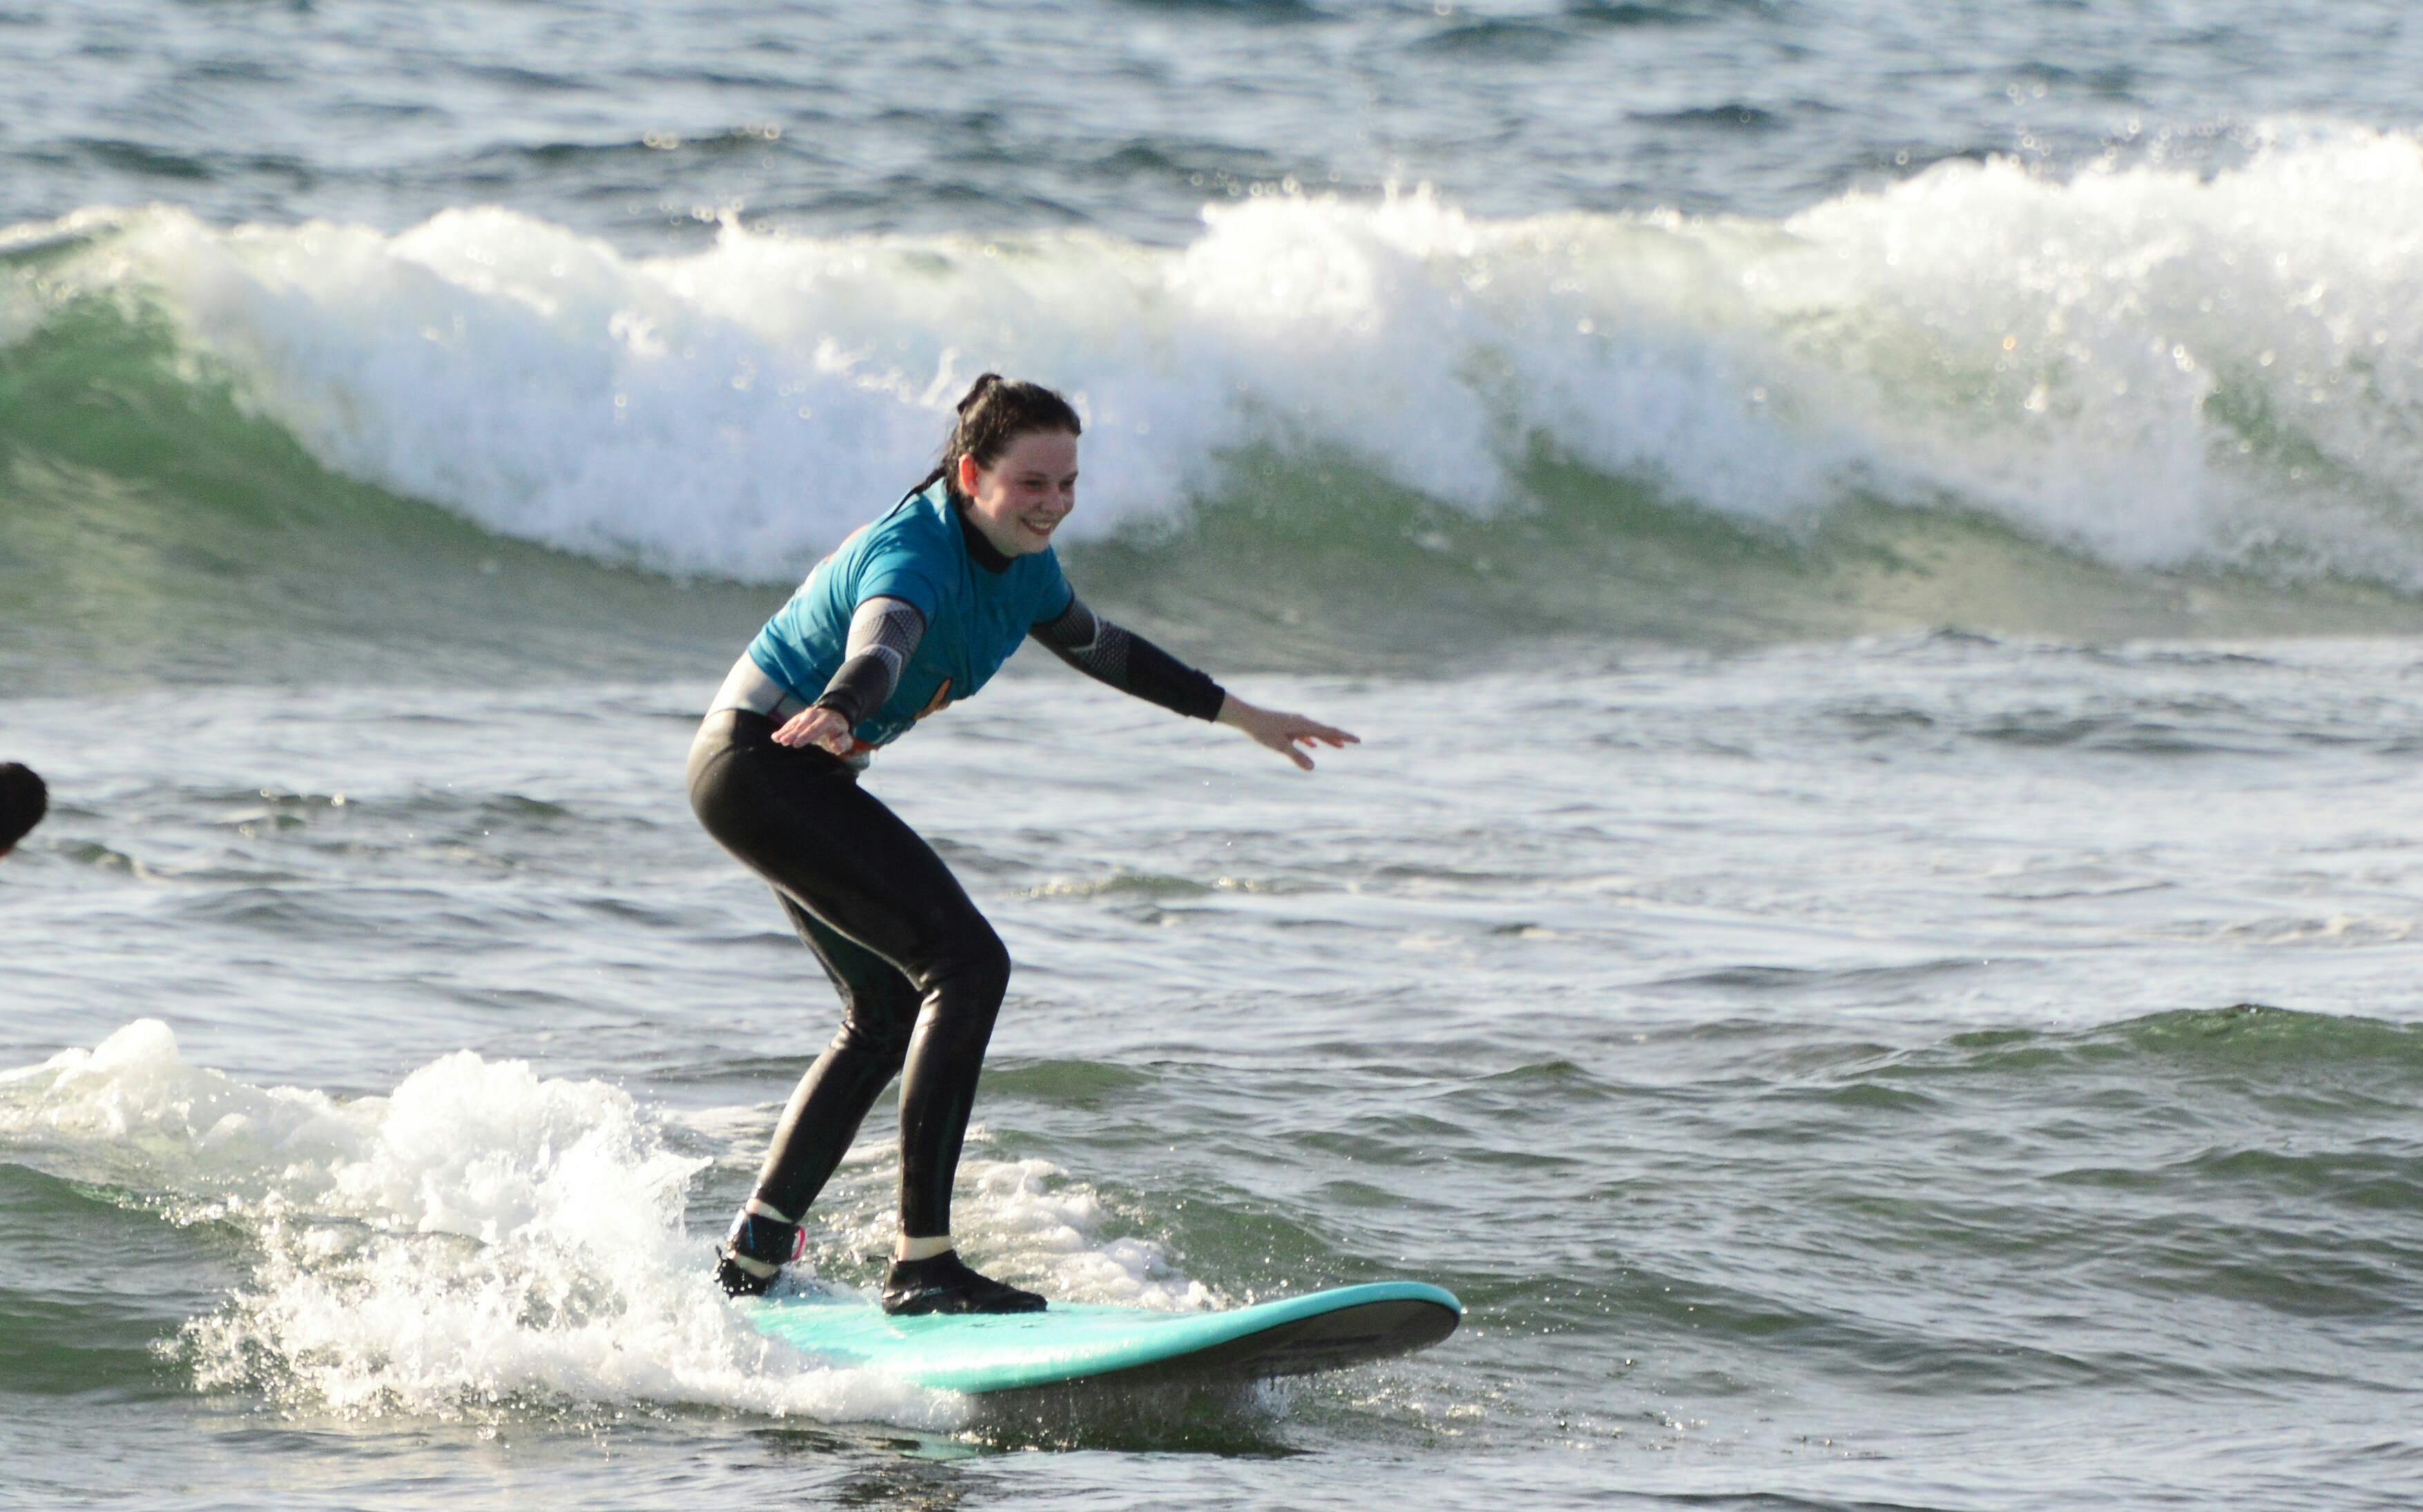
689 375 1356 1315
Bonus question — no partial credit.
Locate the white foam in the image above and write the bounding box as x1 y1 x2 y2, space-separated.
662 1104 1220 1313
0 1022 957 1426
955 1153 1218 1311
1764 119 2423 575
24 119 2423 584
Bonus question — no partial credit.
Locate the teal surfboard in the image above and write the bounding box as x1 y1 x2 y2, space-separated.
747 1281 1462 1395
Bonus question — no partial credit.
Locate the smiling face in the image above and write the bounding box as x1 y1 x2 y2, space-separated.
957 428 1078 557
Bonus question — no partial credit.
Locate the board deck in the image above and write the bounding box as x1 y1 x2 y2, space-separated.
746 1281 1462 1395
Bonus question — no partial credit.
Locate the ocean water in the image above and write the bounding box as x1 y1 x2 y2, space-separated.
6 3 2423 1509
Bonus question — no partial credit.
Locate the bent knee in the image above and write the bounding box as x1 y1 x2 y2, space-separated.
964 928 1013 999
832 1009 914 1069
925 926 1011 1008
833 972 923 1060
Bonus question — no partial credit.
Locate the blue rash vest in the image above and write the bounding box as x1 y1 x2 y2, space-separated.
746 481 1074 751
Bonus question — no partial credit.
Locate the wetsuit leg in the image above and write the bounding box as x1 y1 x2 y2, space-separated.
742 892 922 1220
688 710 1011 1238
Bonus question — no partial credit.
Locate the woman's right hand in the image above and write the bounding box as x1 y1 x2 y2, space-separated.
773 705 856 756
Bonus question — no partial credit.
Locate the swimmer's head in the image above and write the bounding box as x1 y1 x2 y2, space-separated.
938 374 1082 557
0 763 46 857
938 374 1082 492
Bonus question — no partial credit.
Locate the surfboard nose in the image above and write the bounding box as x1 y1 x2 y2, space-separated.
1227 1292 1463 1380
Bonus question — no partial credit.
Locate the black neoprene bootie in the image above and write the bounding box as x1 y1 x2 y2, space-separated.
880 1251 1046 1315
714 1208 803 1297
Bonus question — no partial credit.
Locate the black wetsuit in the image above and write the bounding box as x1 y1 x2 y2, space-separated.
691 497 1223 1241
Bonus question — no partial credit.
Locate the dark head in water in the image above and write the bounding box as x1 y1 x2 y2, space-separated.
0 763 46 856
919 374 1084 559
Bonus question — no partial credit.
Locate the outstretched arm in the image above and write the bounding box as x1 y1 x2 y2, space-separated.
1030 594 1225 720
1031 595 1358 770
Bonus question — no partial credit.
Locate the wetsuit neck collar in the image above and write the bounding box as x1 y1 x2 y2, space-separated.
946 488 1016 575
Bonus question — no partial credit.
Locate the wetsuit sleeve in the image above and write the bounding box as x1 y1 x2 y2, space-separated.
811 597 927 727
1030 593 1227 721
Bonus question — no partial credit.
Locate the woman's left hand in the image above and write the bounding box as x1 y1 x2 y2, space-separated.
1216 696 1359 771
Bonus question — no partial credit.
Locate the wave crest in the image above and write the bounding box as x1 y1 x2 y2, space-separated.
10 122 2423 597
